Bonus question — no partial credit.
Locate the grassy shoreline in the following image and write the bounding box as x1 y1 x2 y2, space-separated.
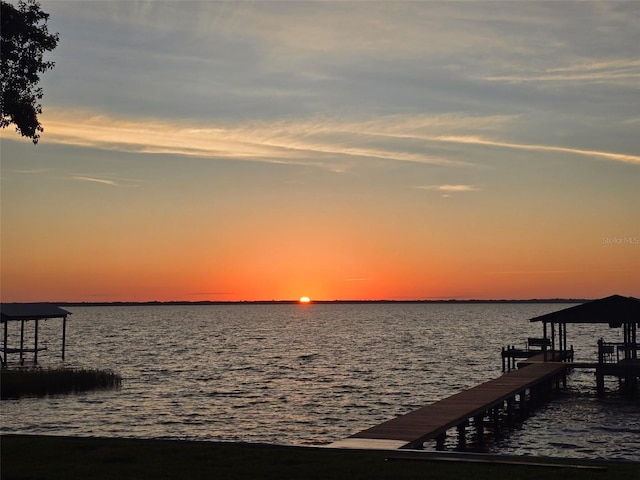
2 435 639 480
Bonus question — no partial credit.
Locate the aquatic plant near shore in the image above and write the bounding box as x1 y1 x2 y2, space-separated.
1 368 122 399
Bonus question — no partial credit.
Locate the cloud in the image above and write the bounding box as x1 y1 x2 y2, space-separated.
485 59 640 85
43 0 634 123
70 174 140 187
24 108 638 177
36 0 639 173
417 185 481 193
37 110 483 170
71 176 118 186
485 270 584 276
189 292 235 296
4 168 51 175
432 136 640 165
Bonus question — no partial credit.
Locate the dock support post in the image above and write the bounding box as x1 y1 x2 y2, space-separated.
474 414 484 446
491 407 501 436
530 385 537 407
596 368 605 394
596 339 605 394
598 338 604 364
519 390 528 419
510 346 516 371
34 318 39 364
2 320 7 368
435 433 446 451
62 315 67 361
506 398 514 424
20 319 25 365
457 421 468 451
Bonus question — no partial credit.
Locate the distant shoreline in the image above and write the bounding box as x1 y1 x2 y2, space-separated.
47 299 589 307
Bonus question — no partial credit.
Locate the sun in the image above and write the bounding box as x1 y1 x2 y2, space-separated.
299 296 311 304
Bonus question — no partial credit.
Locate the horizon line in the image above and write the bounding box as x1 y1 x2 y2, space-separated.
1 298 600 306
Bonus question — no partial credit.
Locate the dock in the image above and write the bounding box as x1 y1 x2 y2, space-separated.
330 295 638 452
331 361 568 451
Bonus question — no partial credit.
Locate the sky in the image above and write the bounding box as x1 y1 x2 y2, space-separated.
1 0 639 302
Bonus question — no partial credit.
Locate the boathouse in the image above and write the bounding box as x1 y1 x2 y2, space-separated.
1 303 71 367
528 294 640 391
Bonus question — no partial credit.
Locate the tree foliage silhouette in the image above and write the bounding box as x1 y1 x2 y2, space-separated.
1 0 59 143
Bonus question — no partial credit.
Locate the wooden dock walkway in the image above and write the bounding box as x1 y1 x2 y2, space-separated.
330 362 568 450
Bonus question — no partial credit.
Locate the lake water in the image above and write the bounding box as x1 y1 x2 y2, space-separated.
1 303 638 460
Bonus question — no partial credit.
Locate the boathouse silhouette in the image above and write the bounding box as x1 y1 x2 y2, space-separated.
528 294 640 392
1 303 71 367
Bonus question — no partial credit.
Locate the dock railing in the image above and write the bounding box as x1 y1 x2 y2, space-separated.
598 338 640 364
596 338 640 393
501 337 570 372
597 339 618 364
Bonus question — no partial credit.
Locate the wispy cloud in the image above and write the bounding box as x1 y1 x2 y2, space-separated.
486 59 640 85
432 136 640 165
70 175 140 187
417 184 481 193
35 110 640 173
189 292 235 296
71 176 118 186
37 110 480 170
4 168 51 175
485 270 589 276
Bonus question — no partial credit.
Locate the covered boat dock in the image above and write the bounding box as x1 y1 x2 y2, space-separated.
526 294 640 392
1 303 71 367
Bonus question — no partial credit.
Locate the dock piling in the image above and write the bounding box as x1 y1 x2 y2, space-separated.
474 414 484 446
457 421 468 450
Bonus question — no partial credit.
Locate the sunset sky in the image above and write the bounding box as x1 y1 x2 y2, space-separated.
1 0 639 302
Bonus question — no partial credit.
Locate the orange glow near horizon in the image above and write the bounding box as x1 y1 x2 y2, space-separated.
1 202 639 303
299 296 311 303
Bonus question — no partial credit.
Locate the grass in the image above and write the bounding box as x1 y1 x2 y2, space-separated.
0 367 122 399
2 435 639 480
